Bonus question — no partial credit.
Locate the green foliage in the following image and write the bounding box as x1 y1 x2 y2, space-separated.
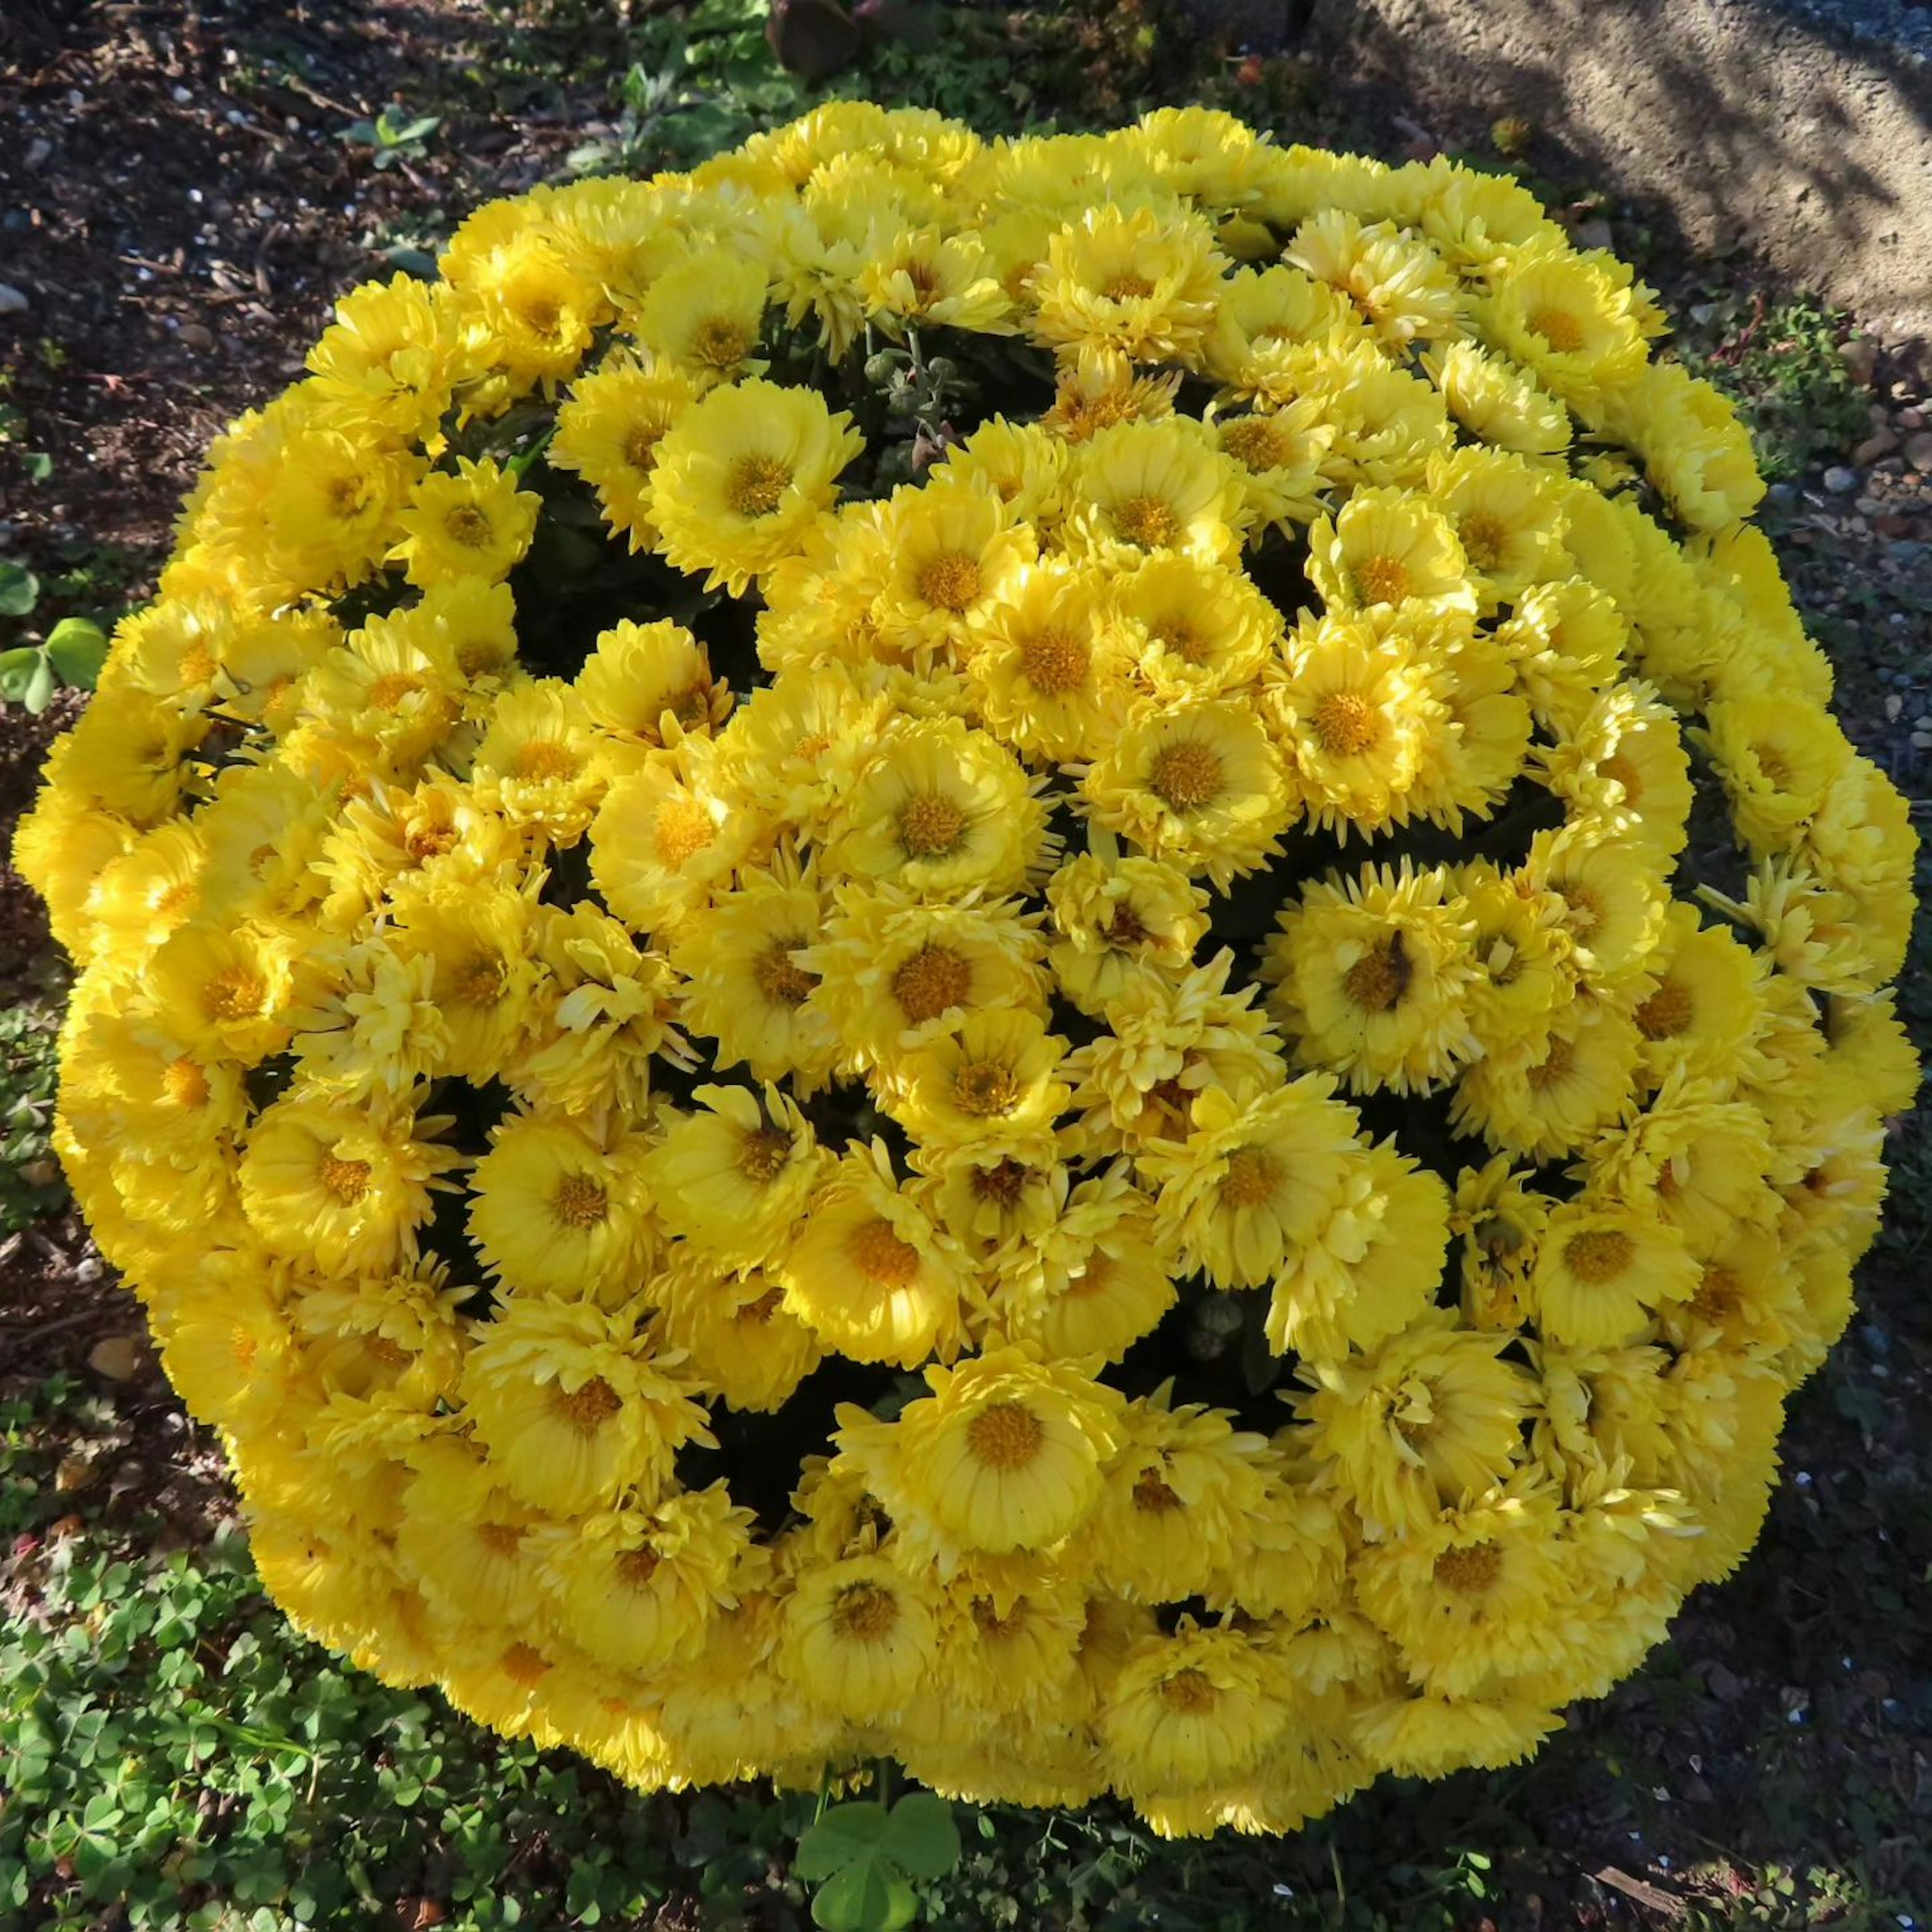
340 104 443 170
1678 291 1873 482
0 1006 65 1234
797 1792 960 1931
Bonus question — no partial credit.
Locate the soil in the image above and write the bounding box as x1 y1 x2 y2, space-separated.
1 3 1929 1923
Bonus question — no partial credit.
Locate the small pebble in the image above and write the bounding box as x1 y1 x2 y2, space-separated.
1822 465 1860 493
171 84 192 105
0 282 28 315
1902 430 1932 470
24 137 51 170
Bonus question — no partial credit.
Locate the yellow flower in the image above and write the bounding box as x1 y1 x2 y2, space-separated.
458 1295 715 1514
1043 842 1210 1015
1213 397 1334 535
837 1347 1124 1565
1261 862 1479 1096
466 1111 658 1302
866 474 1038 663
386 875 545 1081
1306 486 1476 626
470 679 606 840
390 458 542 588
1137 1078 1367 1291
859 225 1013 336
1107 552 1281 701
641 1084 827 1269
825 715 1052 900
1451 998 1644 1162
1295 1310 1538 1538
1100 1622 1287 1794
577 618 728 748
1265 610 1451 837
647 378 863 595
1060 418 1243 565
1474 242 1650 409
1078 697 1293 890
967 558 1135 762
589 739 757 936
1008 1171 1176 1362
775 1141 973 1367
655 1258 824 1413
1286 209 1463 348
1027 202 1229 364
1419 341 1572 455
549 353 700 553
780 1554 938 1723
633 248 770 386
1529 1198 1699 1347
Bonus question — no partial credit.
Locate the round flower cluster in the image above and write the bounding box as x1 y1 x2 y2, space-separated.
16 104 1918 1834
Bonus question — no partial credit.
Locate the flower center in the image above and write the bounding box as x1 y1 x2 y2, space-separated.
1114 495 1179 547
319 1155 372 1205
1148 741 1223 812
727 454 792 518
1692 1264 1740 1322
554 1173 609 1229
1019 627 1089 694
1634 979 1694 1040
754 942 817 1007
1107 904 1149 946
1221 416 1287 471
1563 1228 1635 1283
894 945 972 1023
501 1642 549 1688
163 1057 209 1108
616 1546 661 1588
1459 511 1507 572
453 950 508 1006
1526 1034 1574 1090
406 822 459 861
477 1522 523 1557
1354 553 1411 605
1343 935 1411 1013
692 317 750 369
444 504 494 550
1104 272 1155 301
849 1218 922 1285
623 422 665 471
555 1375 622 1433
951 1059 1021 1117
653 797 716 867
832 1581 900 1640
205 964 266 1023
737 1127 795 1185
1598 751 1644 806
1158 1668 1217 1714
964 1401 1045 1472
1220 1147 1280 1211
1133 1468 1184 1514
510 740 579 782
1527 305 1585 354
971 1157 1032 1207
1433 1541 1502 1595
899 794 966 860
1312 690 1382 757
917 551 983 614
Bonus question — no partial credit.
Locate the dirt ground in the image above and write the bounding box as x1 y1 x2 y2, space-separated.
2 2 1929 1923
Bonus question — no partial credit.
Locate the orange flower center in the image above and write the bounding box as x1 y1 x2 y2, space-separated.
1634 978 1694 1040
1433 1541 1502 1595
555 1375 622 1433
692 317 750 369
951 1058 1021 1118
917 551 983 614
162 1057 209 1108
204 964 266 1024
1312 690 1382 758
444 503 494 549
554 1173 609 1229
653 797 716 868
1343 935 1411 1013
964 1401 1045 1472
1158 1668 1217 1714
1104 273 1154 301
832 1582 900 1640
1220 1147 1280 1211
849 1218 922 1286
1563 1228 1635 1283
1527 305 1585 354
893 945 972 1022
727 454 792 518
510 739 579 782
1113 494 1179 548
737 1127 795 1185
754 941 817 1007
1148 741 1223 812
319 1155 372 1205
1019 627 1089 694
899 793 967 860
1353 553 1411 605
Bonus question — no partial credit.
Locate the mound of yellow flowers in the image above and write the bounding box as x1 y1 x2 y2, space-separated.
16 103 1919 1833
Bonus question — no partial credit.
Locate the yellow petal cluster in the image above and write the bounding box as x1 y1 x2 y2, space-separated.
15 104 1916 1835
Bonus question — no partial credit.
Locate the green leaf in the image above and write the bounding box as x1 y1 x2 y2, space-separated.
812 1859 916 1932
0 646 39 701
23 653 54 713
795 1802 890 1881
44 616 108 688
0 562 39 615
880 1793 959 1882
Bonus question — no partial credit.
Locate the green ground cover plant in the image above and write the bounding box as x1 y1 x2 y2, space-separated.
1 2 1927 1927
